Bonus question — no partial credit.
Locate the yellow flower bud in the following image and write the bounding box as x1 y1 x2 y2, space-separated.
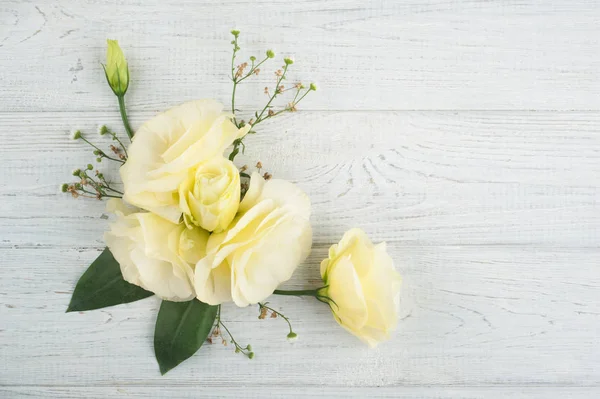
103 39 129 96
178 156 241 232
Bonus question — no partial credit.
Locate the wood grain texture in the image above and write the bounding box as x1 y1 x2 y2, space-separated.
2 246 599 387
1 111 599 248
1 0 600 398
2 387 600 399
1 110 599 396
1 1 599 111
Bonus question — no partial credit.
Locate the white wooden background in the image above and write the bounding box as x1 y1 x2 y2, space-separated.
1 1 600 398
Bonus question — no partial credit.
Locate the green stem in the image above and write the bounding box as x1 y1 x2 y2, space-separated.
230 36 240 127
118 95 134 140
259 303 294 334
80 137 104 154
254 64 289 125
273 289 320 297
216 305 252 357
80 136 124 163
104 184 123 195
231 81 238 126
273 288 336 310
294 88 312 105
82 173 104 194
236 57 268 84
102 154 125 164
111 130 128 158
293 88 302 103
80 187 121 199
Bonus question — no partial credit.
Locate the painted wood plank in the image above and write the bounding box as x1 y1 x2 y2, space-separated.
1 386 599 399
2 1 600 395
1 111 599 247
1 1 599 111
1 245 599 386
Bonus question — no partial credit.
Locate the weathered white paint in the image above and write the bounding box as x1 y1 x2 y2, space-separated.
1 1 600 111
1 0 599 398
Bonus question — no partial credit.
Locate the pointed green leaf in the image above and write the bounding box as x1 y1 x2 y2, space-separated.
154 299 218 375
66 248 153 312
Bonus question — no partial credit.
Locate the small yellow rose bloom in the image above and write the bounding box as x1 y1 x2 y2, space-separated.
179 156 240 232
104 39 129 96
320 228 401 347
120 100 249 223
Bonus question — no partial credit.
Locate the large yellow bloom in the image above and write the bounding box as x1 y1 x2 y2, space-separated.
194 172 312 306
120 100 249 223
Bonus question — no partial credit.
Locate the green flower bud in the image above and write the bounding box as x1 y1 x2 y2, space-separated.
98 125 109 135
60 183 69 193
266 49 275 59
235 348 240 353
287 332 298 342
72 130 82 140
96 157 102 162
231 29 240 37
248 352 255 359
87 164 93 170
72 169 81 177
284 57 294 65
246 344 252 351
310 83 317 91
103 39 129 96
250 56 256 62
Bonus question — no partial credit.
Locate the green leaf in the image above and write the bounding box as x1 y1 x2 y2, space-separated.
154 299 218 375
66 248 153 312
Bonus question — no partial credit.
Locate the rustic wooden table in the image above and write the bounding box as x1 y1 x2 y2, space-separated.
1 1 599 398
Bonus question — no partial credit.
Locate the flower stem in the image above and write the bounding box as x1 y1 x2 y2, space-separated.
110 130 128 158
230 35 240 128
118 95 133 140
80 136 103 154
254 64 289 126
80 136 124 164
214 305 254 358
273 289 321 297
259 303 294 335
274 287 337 310
231 82 238 125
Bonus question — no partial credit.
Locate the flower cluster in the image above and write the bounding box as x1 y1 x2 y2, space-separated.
64 34 402 375
109 100 313 306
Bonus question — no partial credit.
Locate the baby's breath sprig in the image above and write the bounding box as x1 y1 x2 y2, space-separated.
213 305 254 359
98 125 128 160
230 30 273 127
72 129 125 164
227 30 317 161
61 166 123 200
258 302 297 342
